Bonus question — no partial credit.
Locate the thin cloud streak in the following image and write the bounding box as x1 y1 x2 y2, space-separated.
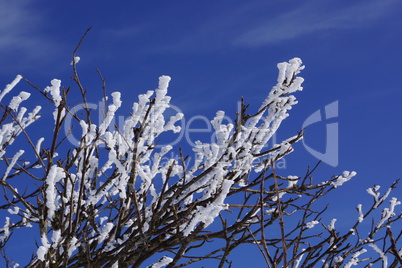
0 1 62 73
0 1 40 50
152 0 400 52
233 0 399 47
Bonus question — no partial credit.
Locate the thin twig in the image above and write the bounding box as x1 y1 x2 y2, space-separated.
272 159 287 266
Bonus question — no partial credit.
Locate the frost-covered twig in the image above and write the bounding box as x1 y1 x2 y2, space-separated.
1 44 400 267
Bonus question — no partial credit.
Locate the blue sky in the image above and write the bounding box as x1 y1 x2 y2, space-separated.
1 0 402 266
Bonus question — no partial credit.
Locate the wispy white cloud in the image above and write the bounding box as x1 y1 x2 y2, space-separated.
0 0 61 73
158 0 400 51
0 1 40 50
233 0 400 47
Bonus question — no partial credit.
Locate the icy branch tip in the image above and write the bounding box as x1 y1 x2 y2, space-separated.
0 75 24 103
332 171 357 188
70 56 81 65
158 75 171 88
276 57 305 85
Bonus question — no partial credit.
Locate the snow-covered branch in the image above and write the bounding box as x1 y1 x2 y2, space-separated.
0 53 400 268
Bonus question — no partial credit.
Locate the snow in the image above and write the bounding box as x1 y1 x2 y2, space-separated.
294 248 305 268
100 216 108 225
35 137 45 158
111 91 122 108
331 171 356 188
44 79 62 107
37 234 50 261
375 186 394 208
376 197 400 229
155 75 170 103
67 237 79 257
344 248 367 268
16 107 27 122
7 206 19 215
98 222 114 243
99 91 122 134
43 79 65 123
37 246 48 261
2 150 24 180
305 220 319 229
45 165 64 220
51 230 61 248
0 217 11 244
70 56 80 65
164 113 183 133
3 58 391 266
0 75 23 102
357 204 364 222
181 178 234 236
367 186 380 202
0 101 41 159
367 184 396 208
8 91 30 111
328 218 336 230
333 256 343 264
148 256 173 268
369 243 388 267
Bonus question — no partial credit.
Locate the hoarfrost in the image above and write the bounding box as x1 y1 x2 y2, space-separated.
305 220 319 229
148 256 173 268
344 248 367 268
0 75 23 102
357 204 364 223
8 91 30 111
2 150 24 180
369 243 388 267
37 234 50 261
70 56 80 65
44 79 62 107
98 222 114 243
331 171 356 188
0 217 11 243
328 218 336 230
